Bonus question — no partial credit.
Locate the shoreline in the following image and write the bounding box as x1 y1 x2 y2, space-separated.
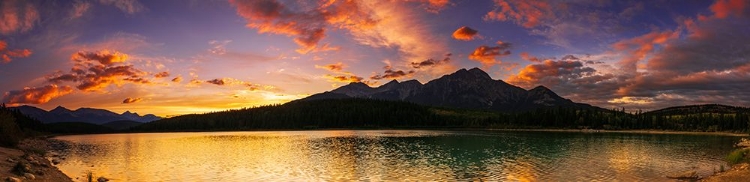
0 138 72 182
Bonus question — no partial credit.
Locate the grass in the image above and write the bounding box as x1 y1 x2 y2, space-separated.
726 148 750 165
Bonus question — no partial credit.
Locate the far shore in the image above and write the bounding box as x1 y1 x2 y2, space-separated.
49 127 750 137
485 128 749 137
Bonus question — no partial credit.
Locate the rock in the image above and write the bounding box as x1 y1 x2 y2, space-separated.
24 173 36 180
51 159 61 165
7 158 15 163
13 162 32 174
736 138 750 148
24 155 34 161
666 170 698 180
97 177 109 182
5 177 22 182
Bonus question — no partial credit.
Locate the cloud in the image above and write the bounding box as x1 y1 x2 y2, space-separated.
0 0 39 35
484 0 552 28
154 71 170 78
98 0 145 14
520 52 544 63
229 0 448 67
70 1 92 19
710 0 746 19
325 75 364 83
206 78 226 86
122 97 142 104
508 59 597 88
612 30 678 73
314 62 345 72
468 41 512 68
171 76 182 83
46 50 150 92
371 64 415 80
208 40 231 55
0 40 32 63
452 26 479 41
1 84 73 105
411 54 451 68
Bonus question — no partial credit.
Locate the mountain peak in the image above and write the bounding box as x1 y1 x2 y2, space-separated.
530 85 551 92
449 67 492 80
50 106 71 113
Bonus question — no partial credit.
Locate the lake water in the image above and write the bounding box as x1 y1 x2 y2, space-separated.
51 130 741 181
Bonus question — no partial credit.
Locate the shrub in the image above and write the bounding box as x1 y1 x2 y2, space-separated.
726 148 750 165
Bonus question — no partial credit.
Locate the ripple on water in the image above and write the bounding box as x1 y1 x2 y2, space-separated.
51 130 740 181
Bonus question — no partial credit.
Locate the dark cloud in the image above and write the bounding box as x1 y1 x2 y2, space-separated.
46 50 150 92
1 84 73 105
370 66 415 80
122 97 142 104
411 54 451 68
206 78 226 85
452 26 479 41
171 76 182 83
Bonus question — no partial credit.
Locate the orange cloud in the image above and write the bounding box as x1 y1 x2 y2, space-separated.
229 0 448 68
325 75 364 83
0 0 39 35
315 62 345 72
484 0 552 28
47 50 149 92
452 26 479 41
468 41 512 68
154 71 170 78
508 59 596 88
710 0 746 19
1 84 73 105
0 40 32 63
122 97 142 104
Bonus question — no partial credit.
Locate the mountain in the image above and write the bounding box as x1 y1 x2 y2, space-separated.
9 106 162 124
303 68 592 111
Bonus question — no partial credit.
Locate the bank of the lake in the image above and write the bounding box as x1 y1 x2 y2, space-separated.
0 138 72 182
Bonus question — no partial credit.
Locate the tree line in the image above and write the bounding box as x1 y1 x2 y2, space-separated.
132 99 750 133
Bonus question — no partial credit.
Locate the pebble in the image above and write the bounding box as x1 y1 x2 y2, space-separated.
5 177 22 182
24 173 36 180
97 177 109 182
6 158 15 163
51 159 61 165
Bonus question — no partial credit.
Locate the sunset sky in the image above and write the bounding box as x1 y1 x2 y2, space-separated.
1 0 749 117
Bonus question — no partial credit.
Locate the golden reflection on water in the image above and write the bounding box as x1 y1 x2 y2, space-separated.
52 131 738 182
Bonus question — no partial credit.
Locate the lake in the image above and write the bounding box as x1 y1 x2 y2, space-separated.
51 130 741 181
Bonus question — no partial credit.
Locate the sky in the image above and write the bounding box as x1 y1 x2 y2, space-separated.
1 0 749 117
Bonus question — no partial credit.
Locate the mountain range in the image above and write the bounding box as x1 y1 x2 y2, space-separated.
10 105 161 124
303 68 593 111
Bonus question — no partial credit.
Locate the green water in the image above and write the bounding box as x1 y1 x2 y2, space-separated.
52 130 741 181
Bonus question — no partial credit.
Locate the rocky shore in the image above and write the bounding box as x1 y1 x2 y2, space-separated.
701 138 750 182
1 138 72 182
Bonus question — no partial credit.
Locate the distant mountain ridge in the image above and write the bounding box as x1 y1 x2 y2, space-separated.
10 105 161 124
303 68 593 111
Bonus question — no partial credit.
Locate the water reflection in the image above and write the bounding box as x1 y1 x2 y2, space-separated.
52 130 739 182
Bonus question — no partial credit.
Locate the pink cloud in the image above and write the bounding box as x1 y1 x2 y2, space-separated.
0 0 39 35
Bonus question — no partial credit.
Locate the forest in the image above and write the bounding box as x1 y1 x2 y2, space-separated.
131 99 750 133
